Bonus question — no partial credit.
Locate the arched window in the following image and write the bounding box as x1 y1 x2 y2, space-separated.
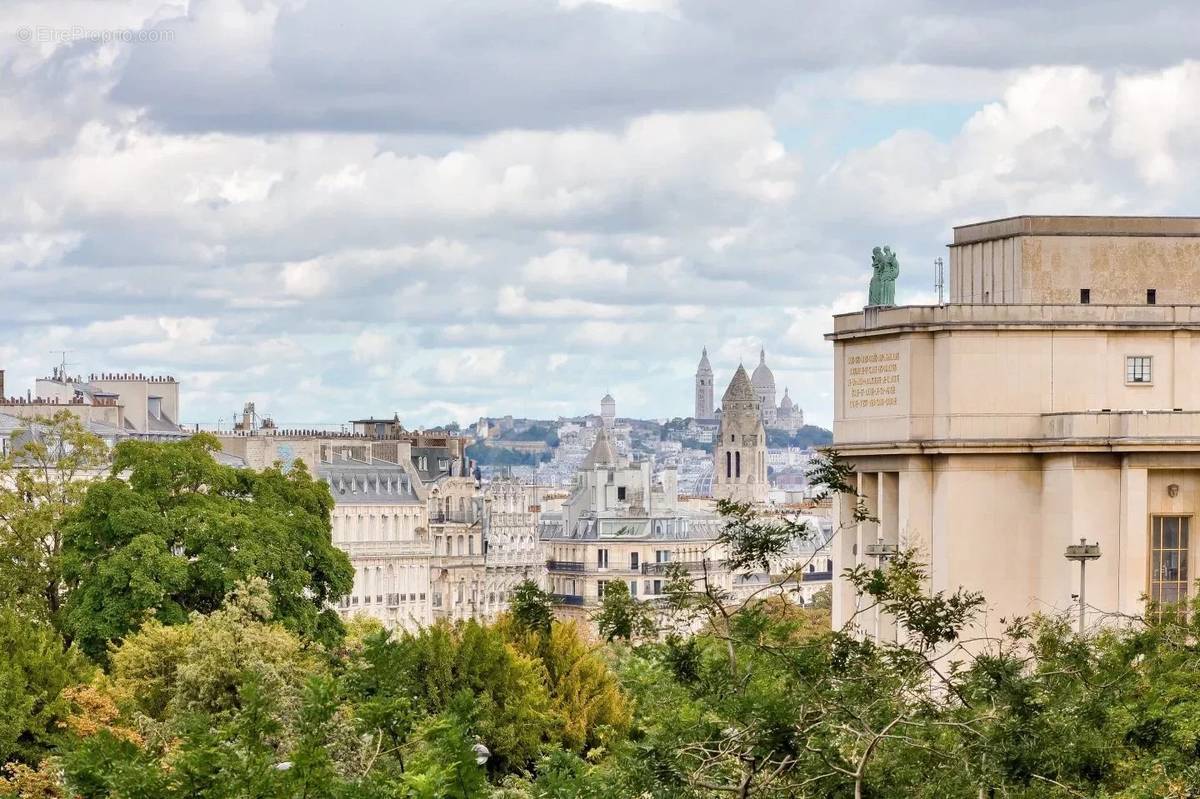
735 451 741 478
725 451 732 478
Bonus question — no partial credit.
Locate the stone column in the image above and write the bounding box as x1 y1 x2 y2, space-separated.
878 472 900 643
1118 462 1148 618
832 487 859 629
857 472 880 637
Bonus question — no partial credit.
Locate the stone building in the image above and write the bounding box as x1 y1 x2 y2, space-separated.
694 347 715 420
1 367 186 440
540 427 729 623
324 455 432 631
480 478 546 608
600 393 616 428
428 476 486 621
218 414 481 631
751 349 778 425
774 388 805 434
712 365 769 504
693 348 803 432
827 215 1200 638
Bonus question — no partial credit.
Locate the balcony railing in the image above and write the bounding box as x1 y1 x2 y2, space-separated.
641 559 722 575
802 570 834 582
552 593 585 606
547 560 586 573
431 512 473 524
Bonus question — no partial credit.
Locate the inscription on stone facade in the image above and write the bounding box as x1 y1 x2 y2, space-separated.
847 351 902 409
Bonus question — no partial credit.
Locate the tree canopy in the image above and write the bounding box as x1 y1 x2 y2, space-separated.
59 433 353 660
0 411 107 623
3 448 1200 796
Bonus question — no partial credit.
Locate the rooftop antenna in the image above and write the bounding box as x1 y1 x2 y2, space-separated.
49 349 74 380
933 257 945 305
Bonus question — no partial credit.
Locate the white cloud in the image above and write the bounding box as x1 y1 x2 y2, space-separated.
2 3 1198 429
1110 61 1200 185
522 248 629 287
352 330 390 363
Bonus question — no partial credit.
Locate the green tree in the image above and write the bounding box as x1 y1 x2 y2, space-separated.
509 580 554 636
109 578 323 741
60 434 353 660
345 621 557 775
534 622 629 752
592 581 652 643
0 609 92 767
60 673 385 799
0 411 107 622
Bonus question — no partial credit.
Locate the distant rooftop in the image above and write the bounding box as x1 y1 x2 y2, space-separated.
953 215 1200 245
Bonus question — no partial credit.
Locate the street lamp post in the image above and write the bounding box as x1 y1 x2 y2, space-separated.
864 537 899 643
1064 538 1101 635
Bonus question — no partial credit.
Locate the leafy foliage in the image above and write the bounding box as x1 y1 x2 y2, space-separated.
60 434 354 660
509 579 554 636
346 620 558 775
8 447 1200 797
0 411 107 623
0 609 92 766
592 580 653 643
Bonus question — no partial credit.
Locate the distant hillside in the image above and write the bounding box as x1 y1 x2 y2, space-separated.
767 425 833 449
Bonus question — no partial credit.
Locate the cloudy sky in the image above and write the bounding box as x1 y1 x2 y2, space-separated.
3 0 1199 429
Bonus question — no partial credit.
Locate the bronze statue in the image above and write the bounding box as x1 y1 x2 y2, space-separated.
868 246 899 306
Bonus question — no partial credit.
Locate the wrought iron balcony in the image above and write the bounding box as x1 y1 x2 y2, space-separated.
640 559 721 575
546 560 586 573
552 593 585 606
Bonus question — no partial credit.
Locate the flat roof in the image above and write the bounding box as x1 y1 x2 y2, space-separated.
953 215 1200 246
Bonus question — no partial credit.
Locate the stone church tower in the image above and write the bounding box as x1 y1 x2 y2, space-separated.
694 347 714 420
712 364 768 504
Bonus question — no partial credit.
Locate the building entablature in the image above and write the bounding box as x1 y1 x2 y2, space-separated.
828 303 1200 341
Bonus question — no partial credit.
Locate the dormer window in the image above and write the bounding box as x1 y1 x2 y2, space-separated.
148 396 162 419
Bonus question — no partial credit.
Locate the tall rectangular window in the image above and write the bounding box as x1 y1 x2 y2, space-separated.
1147 288 1157 305
629 552 639 570
1126 356 1152 384
596 548 608 569
1150 515 1190 609
1080 288 1090 304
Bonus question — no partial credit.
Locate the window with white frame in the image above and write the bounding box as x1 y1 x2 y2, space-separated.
1126 356 1152 384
